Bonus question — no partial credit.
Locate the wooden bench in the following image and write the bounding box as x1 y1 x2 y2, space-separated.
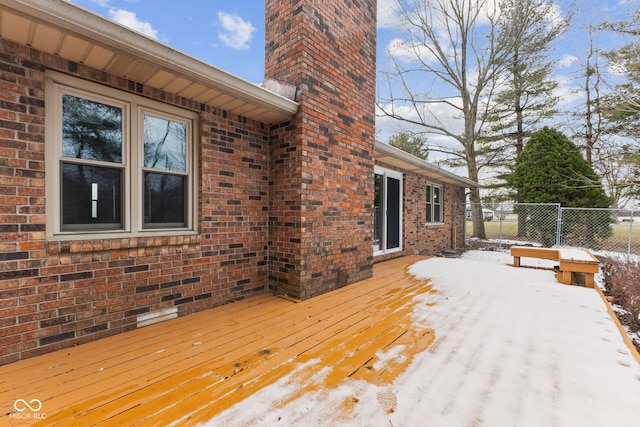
510 246 600 288
556 248 600 288
511 247 559 267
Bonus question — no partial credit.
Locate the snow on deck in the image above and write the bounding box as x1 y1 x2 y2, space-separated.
558 247 597 261
205 251 640 426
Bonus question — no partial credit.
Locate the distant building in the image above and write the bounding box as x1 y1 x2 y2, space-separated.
466 209 495 221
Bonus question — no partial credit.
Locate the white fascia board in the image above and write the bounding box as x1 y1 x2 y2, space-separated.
374 141 478 188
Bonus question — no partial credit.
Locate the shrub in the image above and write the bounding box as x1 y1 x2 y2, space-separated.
599 255 640 351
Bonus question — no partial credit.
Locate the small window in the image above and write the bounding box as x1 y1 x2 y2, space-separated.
46 72 198 238
426 183 443 224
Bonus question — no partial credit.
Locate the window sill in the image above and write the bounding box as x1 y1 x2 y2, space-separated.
47 229 198 241
46 232 201 260
373 247 402 257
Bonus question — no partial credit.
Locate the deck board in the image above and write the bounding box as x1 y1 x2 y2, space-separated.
0 256 432 426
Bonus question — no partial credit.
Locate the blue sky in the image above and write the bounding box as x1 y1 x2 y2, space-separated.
70 0 269 83
70 0 634 141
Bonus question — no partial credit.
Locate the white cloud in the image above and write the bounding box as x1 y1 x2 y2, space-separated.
552 75 583 106
557 54 579 69
84 0 140 7
376 98 465 159
386 37 442 65
377 0 403 29
400 0 502 30
108 9 158 39
217 11 256 51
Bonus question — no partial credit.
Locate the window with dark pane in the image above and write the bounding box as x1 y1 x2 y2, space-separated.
434 186 442 223
426 184 432 222
61 94 123 230
62 94 122 162
426 183 443 224
61 163 122 230
143 114 186 171
143 172 186 227
49 73 196 236
142 114 188 228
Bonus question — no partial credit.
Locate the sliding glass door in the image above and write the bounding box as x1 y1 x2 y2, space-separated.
374 166 402 255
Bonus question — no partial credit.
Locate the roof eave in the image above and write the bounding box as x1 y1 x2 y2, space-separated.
3 0 299 123
374 141 478 188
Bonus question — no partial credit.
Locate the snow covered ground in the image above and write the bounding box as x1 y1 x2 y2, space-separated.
203 251 640 426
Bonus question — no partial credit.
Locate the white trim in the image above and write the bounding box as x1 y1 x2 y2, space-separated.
426 182 444 225
375 141 477 187
137 307 178 328
374 166 403 257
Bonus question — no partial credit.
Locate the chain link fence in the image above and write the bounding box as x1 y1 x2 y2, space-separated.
462 203 640 256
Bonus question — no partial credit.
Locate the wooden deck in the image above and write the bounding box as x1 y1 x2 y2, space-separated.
0 256 434 426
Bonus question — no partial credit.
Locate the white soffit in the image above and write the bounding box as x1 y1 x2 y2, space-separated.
0 0 298 124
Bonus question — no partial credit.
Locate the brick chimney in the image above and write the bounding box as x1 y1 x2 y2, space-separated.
265 0 377 299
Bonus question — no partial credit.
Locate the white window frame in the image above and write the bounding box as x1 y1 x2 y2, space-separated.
45 71 198 240
374 166 403 256
426 182 443 225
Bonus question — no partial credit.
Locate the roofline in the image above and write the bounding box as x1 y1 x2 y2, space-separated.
374 141 478 188
4 0 299 121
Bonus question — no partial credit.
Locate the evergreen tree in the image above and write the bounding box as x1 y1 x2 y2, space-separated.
602 6 640 140
485 0 568 157
508 127 609 206
388 132 429 160
598 5 640 202
508 127 611 246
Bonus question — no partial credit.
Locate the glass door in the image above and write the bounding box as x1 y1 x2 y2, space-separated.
374 167 402 255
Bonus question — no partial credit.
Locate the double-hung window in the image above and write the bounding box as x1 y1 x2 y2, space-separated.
426 183 443 224
46 72 197 238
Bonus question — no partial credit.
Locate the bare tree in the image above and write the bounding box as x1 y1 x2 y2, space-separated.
600 4 640 186
592 143 640 210
378 0 518 238
572 20 640 209
582 26 603 166
602 5 640 126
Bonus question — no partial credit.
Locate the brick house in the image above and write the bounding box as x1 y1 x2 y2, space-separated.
0 0 474 365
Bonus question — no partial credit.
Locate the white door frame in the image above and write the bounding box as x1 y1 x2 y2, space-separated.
374 166 403 256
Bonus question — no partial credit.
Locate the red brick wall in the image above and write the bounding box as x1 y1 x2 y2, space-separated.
0 39 272 365
265 0 377 299
374 161 467 263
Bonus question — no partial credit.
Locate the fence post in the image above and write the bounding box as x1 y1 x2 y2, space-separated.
628 210 634 256
555 205 562 247
498 209 504 249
